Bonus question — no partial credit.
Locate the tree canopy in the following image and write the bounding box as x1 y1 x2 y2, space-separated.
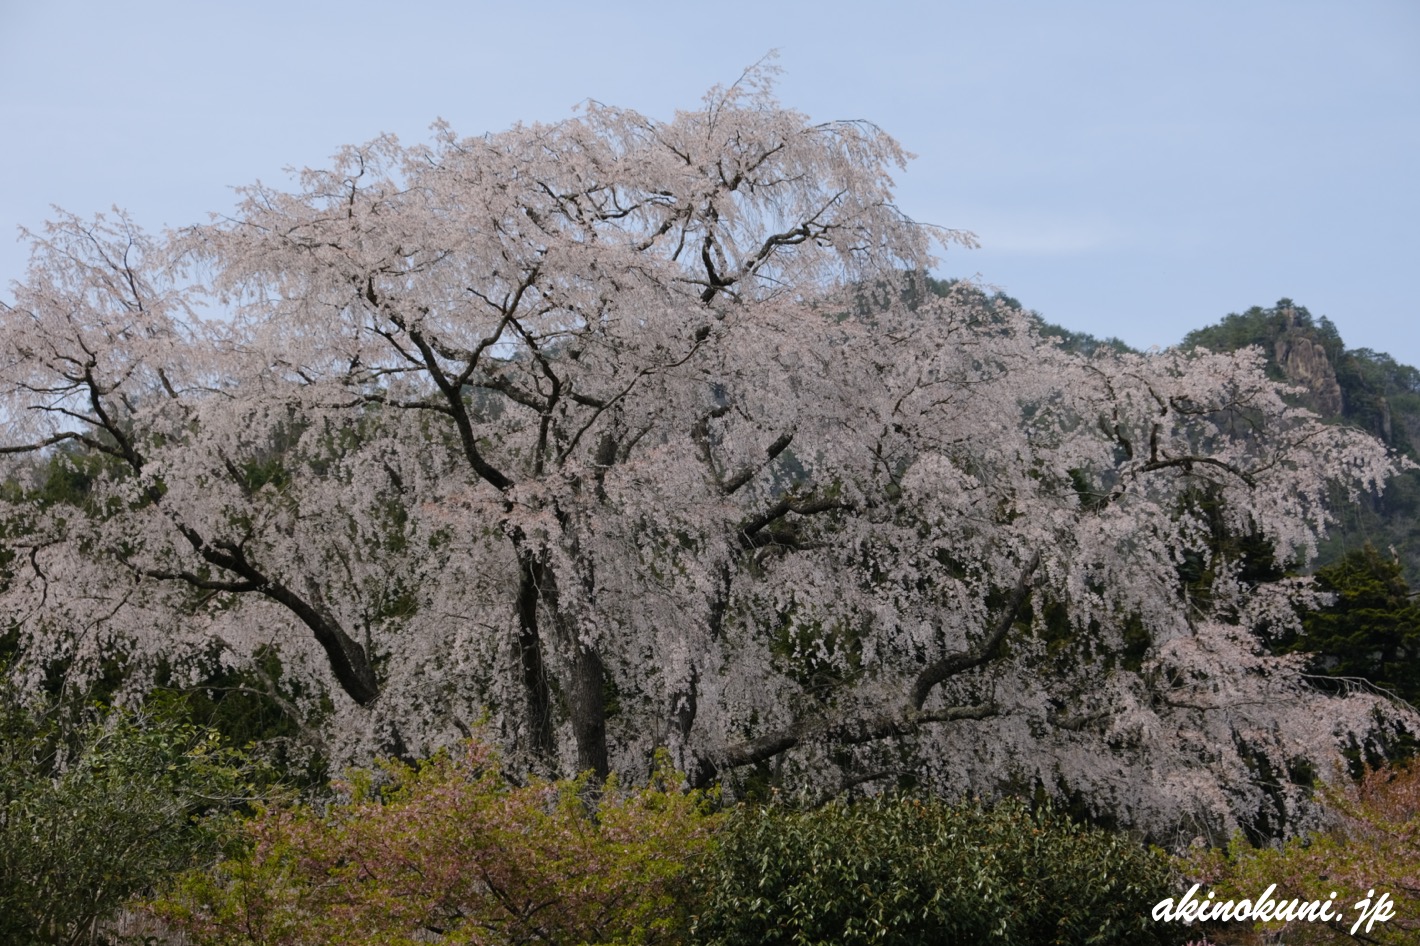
1284 545 1420 711
1 66 1412 837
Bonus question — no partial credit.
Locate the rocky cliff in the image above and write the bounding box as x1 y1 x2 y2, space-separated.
1274 308 1344 416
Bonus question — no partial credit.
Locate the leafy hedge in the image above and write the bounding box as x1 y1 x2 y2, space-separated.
148 741 720 946
0 708 1204 946
689 795 1187 946
0 697 249 946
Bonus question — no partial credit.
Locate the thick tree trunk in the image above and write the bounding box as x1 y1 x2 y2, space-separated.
515 550 610 779
564 638 609 779
516 558 557 764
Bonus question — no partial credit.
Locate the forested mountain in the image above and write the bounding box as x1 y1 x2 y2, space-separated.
963 287 1420 585
1180 300 1420 585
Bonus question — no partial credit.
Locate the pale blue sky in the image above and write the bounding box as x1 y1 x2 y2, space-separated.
2 1 1417 366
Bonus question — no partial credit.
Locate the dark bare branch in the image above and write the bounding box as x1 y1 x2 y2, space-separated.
910 550 1041 710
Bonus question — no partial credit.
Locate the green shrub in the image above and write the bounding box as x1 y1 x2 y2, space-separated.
0 696 251 946
147 739 720 946
689 794 1186 946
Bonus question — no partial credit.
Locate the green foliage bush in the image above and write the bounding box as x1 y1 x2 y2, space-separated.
147 739 720 946
688 794 1186 946
0 695 251 946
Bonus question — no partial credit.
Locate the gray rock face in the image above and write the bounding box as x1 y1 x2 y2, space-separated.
1275 312 1343 417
